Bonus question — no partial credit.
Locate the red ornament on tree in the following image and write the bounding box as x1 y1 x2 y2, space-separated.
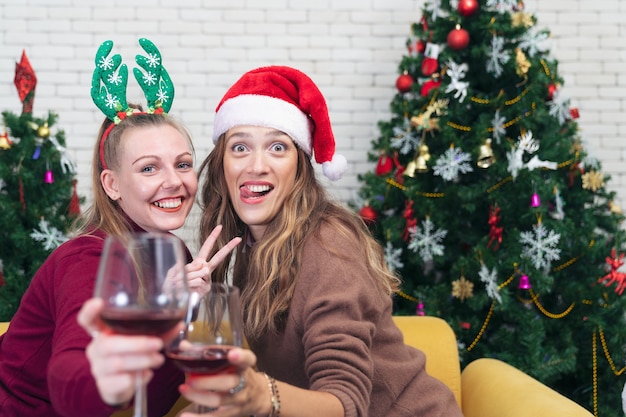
359 204 378 224
458 0 479 17
416 40 426 54
375 153 394 176
598 249 626 295
547 83 557 100
69 179 81 216
447 25 470 50
487 205 503 250
395 72 414 93
421 57 438 76
408 39 426 55
420 77 441 96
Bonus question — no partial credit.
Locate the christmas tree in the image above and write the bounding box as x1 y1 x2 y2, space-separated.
355 0 626 414
0 51 81 321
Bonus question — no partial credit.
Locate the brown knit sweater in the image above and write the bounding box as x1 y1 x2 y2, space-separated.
250 224 463 417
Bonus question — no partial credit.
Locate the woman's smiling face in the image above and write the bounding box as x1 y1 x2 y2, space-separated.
101 124 197 233
223 125 298 241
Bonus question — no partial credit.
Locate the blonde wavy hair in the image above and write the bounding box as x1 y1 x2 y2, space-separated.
197 135 400 341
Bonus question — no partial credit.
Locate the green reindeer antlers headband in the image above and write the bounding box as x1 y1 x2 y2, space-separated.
91 38 175 169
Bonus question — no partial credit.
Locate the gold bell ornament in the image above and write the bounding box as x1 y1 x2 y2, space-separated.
476 138 496 168
404 144 431 177
0 131 11 150
37 122 50 139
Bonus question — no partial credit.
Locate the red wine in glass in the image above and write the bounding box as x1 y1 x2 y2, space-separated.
166 283 243 413
167 346 237 376
100 307 185 336
94 233 190 417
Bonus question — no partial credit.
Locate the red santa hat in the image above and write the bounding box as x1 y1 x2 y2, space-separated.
212 66 347 181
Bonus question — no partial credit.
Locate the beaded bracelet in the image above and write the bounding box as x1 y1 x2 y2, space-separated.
263 373 281 417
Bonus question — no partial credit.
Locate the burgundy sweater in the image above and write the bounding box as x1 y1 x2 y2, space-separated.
251 224 463 417
0 229 184 417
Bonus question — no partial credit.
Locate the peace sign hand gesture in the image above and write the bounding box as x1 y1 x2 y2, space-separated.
185 225 242 294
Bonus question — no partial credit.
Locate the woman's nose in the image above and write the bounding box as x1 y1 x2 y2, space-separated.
248 151 269 174
163 168 183 188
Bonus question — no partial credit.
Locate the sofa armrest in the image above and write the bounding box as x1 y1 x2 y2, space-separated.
461 358 592 417
392 316 462 407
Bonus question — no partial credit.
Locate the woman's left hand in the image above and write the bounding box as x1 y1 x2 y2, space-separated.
178 348 270 417
185 225 241 294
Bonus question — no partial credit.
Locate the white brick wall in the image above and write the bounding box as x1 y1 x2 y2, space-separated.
1 0 625 250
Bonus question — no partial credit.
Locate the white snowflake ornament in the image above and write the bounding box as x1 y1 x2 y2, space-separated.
519 221 561 270
407 218 448 262
518 29 549 58
30 219 69 251
479 263 502 303
491 110 506 144
486 36 509 78
548 90 572 125
391 117 419 155
384 241 404 273
433 146 474 182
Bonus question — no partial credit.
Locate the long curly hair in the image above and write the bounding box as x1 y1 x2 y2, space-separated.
197 135 400 341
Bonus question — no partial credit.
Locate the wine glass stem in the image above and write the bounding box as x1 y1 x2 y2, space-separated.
134 371 148 417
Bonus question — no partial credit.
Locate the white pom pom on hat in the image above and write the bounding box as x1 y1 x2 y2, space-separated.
212 65 347 181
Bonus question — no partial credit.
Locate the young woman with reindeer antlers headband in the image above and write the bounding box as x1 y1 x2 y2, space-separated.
0 38 240 417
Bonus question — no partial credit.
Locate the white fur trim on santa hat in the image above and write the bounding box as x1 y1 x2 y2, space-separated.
212 94 312 154
322 154 348 181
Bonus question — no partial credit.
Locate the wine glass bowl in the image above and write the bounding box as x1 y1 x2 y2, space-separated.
94 232 190 417
167 283 243 377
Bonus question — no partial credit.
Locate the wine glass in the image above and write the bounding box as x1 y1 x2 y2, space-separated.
94 232 190 417
166 283 244 413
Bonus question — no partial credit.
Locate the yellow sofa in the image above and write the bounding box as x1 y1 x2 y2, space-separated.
393 316 593 417
0 318 593 417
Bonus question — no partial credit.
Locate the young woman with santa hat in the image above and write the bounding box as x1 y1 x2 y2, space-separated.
173 65 463 417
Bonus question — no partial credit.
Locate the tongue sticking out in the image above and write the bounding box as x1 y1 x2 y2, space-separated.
241 185 271 199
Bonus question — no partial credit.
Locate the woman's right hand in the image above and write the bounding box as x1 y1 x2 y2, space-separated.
185 225 241 295
77 298 177 407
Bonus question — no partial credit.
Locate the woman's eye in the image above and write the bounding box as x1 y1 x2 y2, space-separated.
232 144 247 152
271 143 286 152
142 165 156 173
178 162 192 169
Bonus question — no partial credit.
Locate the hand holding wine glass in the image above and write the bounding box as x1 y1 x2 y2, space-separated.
94 233 189 417
166 282 244 413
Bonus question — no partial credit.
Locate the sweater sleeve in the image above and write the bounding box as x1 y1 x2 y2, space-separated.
46 238 123 417
291 226 386 417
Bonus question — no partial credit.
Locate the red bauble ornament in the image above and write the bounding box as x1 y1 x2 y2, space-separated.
395 73 414 93
421 57 438 76
547 83 557 100
408 39 426 55
447 25 470 50
420 78 441 96
416 39 426 54
458 0 479 17
359 204 378 224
